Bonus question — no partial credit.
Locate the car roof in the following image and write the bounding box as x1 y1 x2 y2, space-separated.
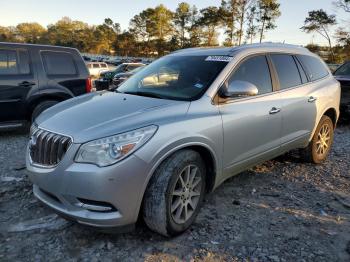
171 43 312 57
0 42 78 52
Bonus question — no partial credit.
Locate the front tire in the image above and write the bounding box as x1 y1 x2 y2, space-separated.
143 149 206 237
301 115 334 164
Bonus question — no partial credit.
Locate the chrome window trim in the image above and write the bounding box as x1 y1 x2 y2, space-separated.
212 51 332 106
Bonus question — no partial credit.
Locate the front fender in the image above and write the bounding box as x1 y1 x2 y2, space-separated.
133 132 222 220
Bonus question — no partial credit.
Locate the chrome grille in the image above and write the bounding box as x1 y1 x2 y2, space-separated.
29 126 72 167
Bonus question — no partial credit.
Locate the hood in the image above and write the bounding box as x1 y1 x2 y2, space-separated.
36 91 190 143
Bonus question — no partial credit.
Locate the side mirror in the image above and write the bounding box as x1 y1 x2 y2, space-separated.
222 80 258 98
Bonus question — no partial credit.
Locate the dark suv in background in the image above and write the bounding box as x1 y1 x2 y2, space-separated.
0 42 91 129
334 61 350 114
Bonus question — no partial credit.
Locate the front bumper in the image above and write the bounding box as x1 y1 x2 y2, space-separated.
26 143 151 228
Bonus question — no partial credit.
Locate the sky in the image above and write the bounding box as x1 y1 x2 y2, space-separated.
0 0 349 46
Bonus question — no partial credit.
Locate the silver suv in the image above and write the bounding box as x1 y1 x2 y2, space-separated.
26 44 340 236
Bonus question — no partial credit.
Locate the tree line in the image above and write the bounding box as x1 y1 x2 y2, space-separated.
0 0 349 62
301 0 350 63
0 0 281 57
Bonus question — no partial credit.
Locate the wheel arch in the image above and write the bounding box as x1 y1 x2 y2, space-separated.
26 93 73 120
137 141 220 221
309 107 339 142
183 145 217 193
148 142 219 193
322 107 338 128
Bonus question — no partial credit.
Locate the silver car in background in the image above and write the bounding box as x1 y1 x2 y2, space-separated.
26 43 340 236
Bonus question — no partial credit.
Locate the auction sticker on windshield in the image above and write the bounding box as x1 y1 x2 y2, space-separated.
205 56 233 62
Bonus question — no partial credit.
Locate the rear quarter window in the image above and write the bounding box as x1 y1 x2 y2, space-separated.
297 55 329 81
41 51 77 76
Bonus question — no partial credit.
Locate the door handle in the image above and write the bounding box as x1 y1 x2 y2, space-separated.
308 96 317 103
269 107 281 114
18 81 35 87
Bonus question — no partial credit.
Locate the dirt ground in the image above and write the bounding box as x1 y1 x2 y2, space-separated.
0 121 349 262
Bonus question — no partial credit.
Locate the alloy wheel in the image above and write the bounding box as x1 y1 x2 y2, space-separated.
170 164 202 224
316 122 331 156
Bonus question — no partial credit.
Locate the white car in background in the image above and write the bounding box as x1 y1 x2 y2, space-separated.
86 62 109 78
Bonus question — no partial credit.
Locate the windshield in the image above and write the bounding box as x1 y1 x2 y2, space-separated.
117 55 229 101
334 62 350 76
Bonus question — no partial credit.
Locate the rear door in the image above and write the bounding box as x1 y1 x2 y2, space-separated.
219 54 282 178
270 54 318 150
0 47 37 122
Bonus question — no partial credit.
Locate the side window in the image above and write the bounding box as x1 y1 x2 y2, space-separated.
294 57 308 84
100 63 107 68
0 50 18 75
93 64 99 68
41 51 77 75
297 55 329 81
270 54 302 89
229 55 272 95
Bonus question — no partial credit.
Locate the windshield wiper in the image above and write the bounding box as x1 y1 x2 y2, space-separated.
123 91 165 99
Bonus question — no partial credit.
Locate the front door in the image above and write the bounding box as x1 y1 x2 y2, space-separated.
0 48 37 122
218 55 282 177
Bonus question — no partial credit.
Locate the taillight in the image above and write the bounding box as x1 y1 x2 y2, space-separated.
86 77 92 93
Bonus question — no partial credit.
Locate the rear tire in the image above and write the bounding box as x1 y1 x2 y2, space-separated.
31 100 59 122
143 149 206 237
300 115 334 164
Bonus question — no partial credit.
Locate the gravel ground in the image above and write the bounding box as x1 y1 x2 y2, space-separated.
0 122 350 262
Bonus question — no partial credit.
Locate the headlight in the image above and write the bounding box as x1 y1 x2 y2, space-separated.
75 125 157 167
